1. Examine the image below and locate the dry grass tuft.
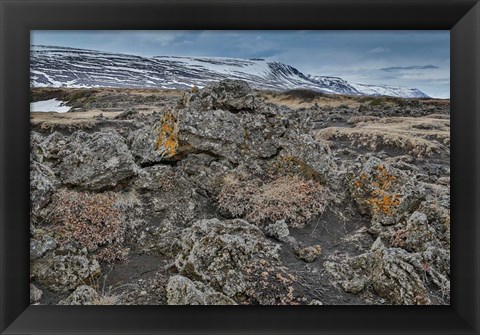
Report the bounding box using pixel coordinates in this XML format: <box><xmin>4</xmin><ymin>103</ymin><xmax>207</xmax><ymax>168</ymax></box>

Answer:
<box><xmin>317</xmin><ymin>115</ymin><xmax>450</xmax><ymax>156</ymax></box>
<box><xmin>218</xmin><ymin>173</ymin><xmax>328</xmax><ymax>228</ymax></box>
<box><xmin>259</xmin><ymin>90</ymin><xmax>360</xmax><ymax>110</ymax></box>
<box><xmin>92</xmin><ymin>294</ymin><xmax>121</xmax><ymax>305</ymax></box>
<box><xmin>37</xmin><ymin>119</ymin><xmax>96</xmax><ymax>132</ymax></box>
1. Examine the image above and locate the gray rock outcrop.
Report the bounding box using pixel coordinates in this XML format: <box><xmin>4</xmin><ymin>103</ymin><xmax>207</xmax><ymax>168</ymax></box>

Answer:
<box><xmin>127</xmin><ymin>80</ymin><xmax>334</xmax><ymax>183</ymax></box>
<box><xmin>166</xmin><ymin>275</ymin><xmax>237</xmax><ymax>305</ymax></box>
<box><xmin>296</xmin><ymin>245</ymin><xmax>322</xmax><ymax>263</ymax></box>
<box><xmin>32</xmin><ymin>131</ymin><xmax>67</xmax><ymax>163</ymax></box>
<box><xmin>58</xmin><ymin>131</ymin><xmax>138</xmax><ymax>190</ymax></box>
<box><xmin>325</xmin><ymin>237</ymin><xmax>449</xmax><ymax>305</ymax></box>
<box><xmin>30</xmin><ymin>161</ymin><xmax>58</xmax><ymax>219</ymax></box>
<box><xmin>30</xmin><ymin>284</ymin><xmax>43</xmax><ymax>303</ymax></box>
<box><xmin>59</xmin><ymin>285</ymin><xmax>99</xmax><ymax>305</ymax></box>
<box><xmin>264</xmin><ymin>220</ymin><xmax>290</xmax><ymax>242</ymax></box>
<box><xmin>173</xmin><ymin>218</ymin><xmax>298</xmax><ymax>304</ymax></box>
<box><xmin>349</xmin><ymin>156</ymin><xmax>425</xmax><ymax>229</ymax></box>
<box><xmin>184</xmin><ymin>80</ymin><xmax>258</xmax><ymax>112</ymax></box>
<box><xmin>175</xmin><ymin>218</ymin><xmax>281</xmax><ymax>298</ymax></box>
<box><xmin>31</xmin><ymin>246</ymin><xmax>101</xmax><ymax>292</ymax></box>
<box><xmin>127</xmin><ymin>123</ymin><xmax>165</xmax><ymax>165</ymax></box>
<box><xmin>30</xmin><ymin>233</ymin><xmax>57</xmax><ymax>260</ymax></box>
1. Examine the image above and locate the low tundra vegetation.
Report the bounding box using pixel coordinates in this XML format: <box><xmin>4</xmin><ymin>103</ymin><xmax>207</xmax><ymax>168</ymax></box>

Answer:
<box><xmin>317</xmin><ymin>115</ymin><xmax>450</xmax><ymax>157</ymax></box>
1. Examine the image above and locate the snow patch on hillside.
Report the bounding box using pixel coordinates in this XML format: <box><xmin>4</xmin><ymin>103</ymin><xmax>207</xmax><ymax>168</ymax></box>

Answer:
<box><xmin>30</xmin><ymin>99</ymin><xmax>70</xmax><ymax>113</ymax></box>
<box><xmin>30</xmin><ymin>45</ymin><xmax>430</xmax><ymax>98</ymax></box>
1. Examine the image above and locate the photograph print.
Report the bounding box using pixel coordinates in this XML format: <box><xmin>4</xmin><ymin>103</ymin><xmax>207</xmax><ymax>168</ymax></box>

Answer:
<box><xmin>29</xmin><ymin>30</ymin><xmax>450</xmax><ymax>305</ymax></box>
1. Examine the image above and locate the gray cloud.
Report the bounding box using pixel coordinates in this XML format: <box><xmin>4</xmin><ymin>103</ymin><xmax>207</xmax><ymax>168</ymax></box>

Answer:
<box><xmin>381</xmin><ymin>65</ymin><xmax>439</xmax><ymax>72</ymax></box>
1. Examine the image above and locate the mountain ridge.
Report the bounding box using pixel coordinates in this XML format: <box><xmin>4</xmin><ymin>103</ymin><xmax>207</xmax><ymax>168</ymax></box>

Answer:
<box><xmin>30</xmin><ymin>45</ymin><xmax>429</xmax><ymax>98</ymax></box>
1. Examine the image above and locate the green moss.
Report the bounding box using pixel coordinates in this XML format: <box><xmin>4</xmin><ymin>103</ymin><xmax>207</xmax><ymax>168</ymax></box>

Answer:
<box><xmin>281</xmin><ymin>89</ymin><xmax>327</xmax><ymax>102</ymax></box>
<box><xmin>30</xmin><ymin>88</ymin><xmax>97</xmax><ymax>106</ymax></box>
<box><xmin>66</xmin><ymin>89</ymin><xmax>96</xmax><ymax>104</ymax></box>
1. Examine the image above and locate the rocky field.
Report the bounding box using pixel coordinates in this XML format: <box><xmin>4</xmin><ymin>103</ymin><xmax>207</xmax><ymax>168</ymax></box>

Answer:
<box><xmin>30</xmin><ymin>80</ymin><xmax>450</xmax><ymax>305</ymax></box>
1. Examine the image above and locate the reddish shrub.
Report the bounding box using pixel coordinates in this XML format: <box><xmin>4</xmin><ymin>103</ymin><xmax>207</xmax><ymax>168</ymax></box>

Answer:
<box><xmin>50</xmin><ymin>189</ymin><xmax>130</xmax><ymax>262</ymax></box>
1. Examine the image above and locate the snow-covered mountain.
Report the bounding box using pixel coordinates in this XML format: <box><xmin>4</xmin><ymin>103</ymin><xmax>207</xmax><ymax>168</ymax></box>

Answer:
<box><xmin>30</xmin><ymin>45</ymin><xmax>429</xmax><ymax>98</ymax></box>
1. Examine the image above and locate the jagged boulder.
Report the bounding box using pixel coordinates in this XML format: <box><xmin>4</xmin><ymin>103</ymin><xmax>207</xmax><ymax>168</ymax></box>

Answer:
<box><xmin>30</xmin><ymin>284</ymin><xmax>43</xmax><ymax>303</ymax></box>
<box><xmin>175</xmin><ymin>218</ymin><xmax>280</xmax><ymax>297</ymax></box>
<box><xmin>383</xmin><ymin>200</ymin><xmax>450</xmax><ymax>262</ymax></box>
<box><xmin>416</xmin><ymin>198</ymin><xmax>450</xmax><ymax>245</ymax></box>
<box><xmin>59</xmin><ymin>285</ymin><xmax>99</xmax><ymax>305</ymax></box>
<box><xmin>30</xmin><ymin>233</ymin><xmax>57</xmax><ymax>260</ymax></box>
<box><xmin>58</xmin><ymin>131</ymin><xmax>138</xmax><ymax>190</ymax></box>
<box><xmin>324</xmin><ymin>238</ymin><xmax>448</xmax><ymax>305</ymax></box>
<box><xmin>132</xmin><ymin>166</ymin><xmax>214</xmax><ymax>257</ymax></box>
<box><xmin>32</xmin><ymin>131</ymin><xmax>67</xmax><ymax>164</ymax></box>
<box><xmin>421</xmin><ymin>245</ymin><xmax>450</xmax><ymax>293</ymax></box>
<box><xmin>235</xmin><ymin>112</ymin><xmax>286</xmax><ymax>159</ymax></box>
<box><xmin>367</xmin><ymin>239</ymin><xmax>431</xmax><ymax>304</ymax></box>
<box><xmin>403</xmin><ymin>211</ymin><xmax>436</xmax><ymax>252</ymax></box>
<box><xmin>178</xmin><ymin>108</ymin><xmax>245</xmax><ymax>162</ymax></box>
<box><xmin>31</xmin><ymin>246</ymin><xmax>101</xmax><ymax>292</ymax></box>
<box><xmin>166</xmin><ymin>275</ymin><xmax>237</xmax><ymax>305</ymax></box>
<box><xmin>30</xmin><ymin>160</ymin><xmax>58</xmax><ymax>219</ymax></box>
<box><xmin>126</xmin><ymin>81</ymin><xmax>333</xmax><ymax>178</ymax></box>
<box><xmin>127</xmin><ymin>123</ymin><xmax>165</xmax><ymax>165</ymax></box>
<box><xmin>295</xmin><ymin>245</ymin><xmax>322</xmax><ymax>263</ymax></box>
<box><xmin>277</xmin><ymin>131</ymin><xmax>334</xmax><ymax>183</ymax></box>
<box><xmin>177</xmin><ymin>81</ymin><xmax>286</xmax><ymax>163</ymax></box>
<box><xmin>178</xmin><ymin>107</ymin><xmax>288</xmax><ymax>163</ymax></box>
<box><xmin>174</xmin><ymin>218</ymin><xmax>297</xmax><ymax>304</ymax></box>
<box><xmin>349</xmin><ymin>156</ymin><xmax>424</xmax><ymax>228</ymax></box>
<box><xmin>185</xmin><ymin>80</ymin><xmax>258</xmax><ymax>112</ymax></box>
<box><xmin>264</xmin><ymin>220</ymin><xmax>290</xmax><ymax>242</ymax></box>
<box><xmin>178</xmin><ymin>153</ymin><xmax>234</xmax><ymax>195</ymax></box>
<box><xmin>386</xmin><ymin>207</ymin><xmax>450</xmax><ymax>287</ymax></box>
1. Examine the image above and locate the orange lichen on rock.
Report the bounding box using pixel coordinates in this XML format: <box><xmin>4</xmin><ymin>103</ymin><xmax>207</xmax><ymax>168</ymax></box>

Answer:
<box><xmin>352</xmin><ymin>164</ymin><xmax>402</xmax><ymax>216</ymax></box>
<box><xmin>367</xmin><ymin>191</ymin><xmax>400</xmax><ymax>215</ymax></box>
<box><xmin>155</xmin><ymin>109</ymin><xmax>179</xmax><ymax>158</ymax></box>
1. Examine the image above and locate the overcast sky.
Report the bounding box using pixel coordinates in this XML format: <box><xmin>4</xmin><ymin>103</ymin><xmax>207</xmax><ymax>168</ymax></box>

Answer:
<box><xmin>31</xmin><ymin>30</ymin><xmax>450</xmax><ymax>98</ymax></box>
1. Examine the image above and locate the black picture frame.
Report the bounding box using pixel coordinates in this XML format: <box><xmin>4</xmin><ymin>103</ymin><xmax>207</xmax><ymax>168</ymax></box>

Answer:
<box><xmin>1</xmin><ymin>0</ymin><xmax>479</xmax><ymax>334</ymax></box>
